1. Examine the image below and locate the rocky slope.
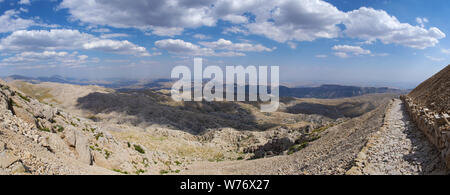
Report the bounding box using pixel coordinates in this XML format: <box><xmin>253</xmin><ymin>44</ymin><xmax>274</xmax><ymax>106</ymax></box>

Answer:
<box><xmin>0</xmin><ymin>79</ymin><xmax>168</xmax><ymax>175</ymax></box>
<box><xmin>1</xmin><ymin>79</ymin><xmax>403</xmax><ymax>175</ymax></box>
<box><xmin>408</xmin><ymin>64</ymin><xmax>449</xmax><ymax>113</ymax></box>
<box><xmin>400</xmin><ymin>64</ymin><xmax>450</xmax><ymax>169</ymax></box>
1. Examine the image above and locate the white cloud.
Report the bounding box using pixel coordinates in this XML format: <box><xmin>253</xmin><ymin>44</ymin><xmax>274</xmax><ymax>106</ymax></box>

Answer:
<box><xmin>78</xmin><ymin>55</ymin><xmax>88</xmax><ymax>61</ymax></box>
<box><xmin>416</xmin><ymin>17</ymin><xmax>428</xmax><ymax>28</ymax></box>
<box><xmin>100</xmin><ymin>33</ymin><xmax>129</xmax><ymax>39</ymax></box>
<box><xmin>155</xmin><ymin>39</ymin><xmax>215</xmax><ymax>56</ymax></box>
<box><xmin>334</xmin><ymin>52</ymin><xmax>349</xmax><ymax>58</ymax></box>
<box><xmin>0</xmin><ymin>51</ymin><xmax>93</xmax><ymax>68</ymax></box>
<box><xmin>59</xmin><ymin>0</ymin><xmax>217</xmax><ymax>34</ymax></box>
<box><xmin>199</xmin><ymin>38</ymin><xmax>275</xmax><ymax>52</ymax></box>
<box><xmin>83</xmin><ymin>39</ymin><xmax>150</xmax><ymax>56</ymax></box>
<box><xmin>245</xmin><ymin>0</ymin><xmax>345</xmax><ymax>43</ymax></box>
<box><xmin>193</xmin><ymin>34</ymin><xmax>211</xmax><ymax>40</ymax></box>
<box><xmin>53</xmin><ymin>0</ymin><xmax>445</xmax><ymax>50</ymax></box>
<box><xmin>223</xmin><ymin>26</ymin><xmax>249</xmax><ymax>35</ymax></box>
<box><xmin>333</xmin><ymin>45</ymin><xmax>370</xmax><ymax>55</ymax></box>
<box><xmin>425</xmin><ymin>55</ymin><xmax>444</xmax><ymax>62</ymax></box>
<box><xmin>287</xmin><ymin>42</ymin><xmax>297</xmax><ymax>49</ymax></box>
<box><xmin>332</xmin><ymin>45</ymin><xmax>371</xmax><ymax>57</ymax></box>
<box><xmin>0</xmin><ymin>10</ymin><xmax>35</xmax><ymax>33</ymax></box>
<box><xmin>147</xmin><ymin>27</ymin><xmax>184</xmax><ymax>37</ymax></box>
<box><xmin>155</xmin><ymin>39</ymin><xmax>245</xmax><ymax>57</ymax></box>
<box><xmin>0</xmin><ymin>29</ymin><xmax>94</xmax><ymax>51</ymax></box>
<box><xmin>2</xmin><ymin>51</ymin><xmax>68</xmax><ymax>63</ymax></box>
<box><xmin>0</xmin><ymin>29</ymin><xmax>151</xmax><ymax>56</ymax></box>
<box><xmin>344</xmin><ymin>7</ymin><xmax>445</xmax><ymax>49</ymax></box>
<box><xmin>91</xmin><ymin>28</ymin><xmax>111</xmax><ymax>33</ymax></box>
<box><xmin>442</xmin><ymin>49</ymin><xmax>450</xmax><ymax>54</ymax></box>
<box><xmin>18</xmin><ymin>0</ymin><xmax>31</xmax><ymax>5</ymax></box>
<box><xmin>222</xmin><ymin>14</ymin><xmax>248</xmax><ymax>24</ymax></box>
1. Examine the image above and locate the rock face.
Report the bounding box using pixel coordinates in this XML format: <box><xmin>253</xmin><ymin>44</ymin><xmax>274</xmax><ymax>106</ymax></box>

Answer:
<box><xmin>75</xmin><ymin>132</ymin><xmax>93</xmax><ymax>165</ymax></box>
<box><xmin>0</xmin><ymin>151</ymin><xmax>19</xmax><ymax>169</ymax></box>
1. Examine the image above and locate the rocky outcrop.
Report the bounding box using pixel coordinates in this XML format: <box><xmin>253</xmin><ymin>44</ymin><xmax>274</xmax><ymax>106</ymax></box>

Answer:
<box><xmin>401</xmin><ymin>96</ymin><xmax>450</xmax><ymax>169</ymax></box>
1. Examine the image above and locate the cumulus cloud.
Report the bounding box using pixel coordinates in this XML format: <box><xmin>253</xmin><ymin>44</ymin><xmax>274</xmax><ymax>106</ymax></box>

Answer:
<box><xmin>332</xmin><ymin>45</ymin><xmax>371</xmax><ymax>58</ymax></box>
<box><xmin>0</xmin><ymin>29</ymin><xmax>151</xmax><ymax>56</ymax></box>
<box><xmin>0</xmin><ymin>10</ymin><xmax>35</xmax><ymax>33</ymax></box>
<box><xmin>246</xmin><ymin>0</ymin><xmax>346</xmax><ymax>43</ymax></box>
<box><xmin>2</xmin><ymin>51</ymin><xmax>68</xmax><ymax>63</ymax></box>
<box><xmin>155</xmin><ymin>39</ymin><xmax>245</xmax><ymax>57</ymax></box>
<box><xmin>343</xmin><ymin>7</ymin><xmax>445</xmax><ymax>49</ymax></box>
<box><xmin>147</xmin><ymin>27</ymin><xmax>184</xmax><ymax>37</ymax></box>
<box><xmin>199</xmin><ymin>38</ymin><xmax>275</xmax><ymax>52</ymax></box>
<box><xmin>54</xmin><ymin>0</ymin><xmax>446</xmax><ymax>50</ymax></box>
<box><xmin>59</xmin><ymin>0</ymin><xmax>217</xmax><ymax>35</ymax></box>
<box><xmin>0</xmin><ymin>51</ymin><xmax>93</xmax><ymax>68</ymax></box>
<box><xmin>83</xmin><ymin>40</ymin><xmax>150</xmax><ymax>56</ymax></box>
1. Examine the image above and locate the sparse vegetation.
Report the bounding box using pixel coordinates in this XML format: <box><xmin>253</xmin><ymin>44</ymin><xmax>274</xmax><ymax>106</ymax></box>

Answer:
<box><xmin>17</xmin><ymin>93</ymin><xmax>30</xmax><ymax>102</ymax></box>
<box><xmin>104</xmin><ymin>149</ymin><xmax>112</xmax><ymax>159</ymax></box>
<box><xmin>113</xmin><ymin>169</ymin><xmax>129</xmax><ymax>174</ymax></box>
<box><xmin>133</xmin><ymin>144</ymin><xmax>145</xmax><ymax>154</ymax></box>
<box><xmin>37</xmin><ymin>126</ymin><xmax>51</xmax><ymax>132</ymax></box>
<box><xmin>54</xmin><ymin>125</ymin><xmax>64</xmax><ymax>132</ymax></box>
<box><xmin>95</xmin><ymin>132</ymin><xmax>104</xmax><ymax>140</ymax></box>
<box><xmin>287</xmin><ymin>142</ymin><xmax>309</xmax><ymax>155</ymax></box>
<box><xmin>135</xmin><ymin>169</ymin><xmax>146</xmax><ymax>175</ymax></box>
<box><xmin>159</xmin><ymin>170</ymin><xmax>169</xmax><ymax>175</ymax></box>
<box><xmin>70</xmin><ymin>121</ymin><xmax>78</xmax><ymax>127</ymax></box>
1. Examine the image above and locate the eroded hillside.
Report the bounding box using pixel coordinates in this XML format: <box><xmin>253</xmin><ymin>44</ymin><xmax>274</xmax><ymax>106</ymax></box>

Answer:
<box><xmin>1</xmin><ymin>79</ymin><xmax>401</xmax><ymax>174</ymax></box>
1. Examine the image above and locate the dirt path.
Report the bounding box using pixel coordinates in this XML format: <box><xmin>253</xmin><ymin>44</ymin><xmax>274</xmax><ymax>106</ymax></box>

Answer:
<box><xmin>351</xmin><ymin>99</ymin><xmax>447</xmax><ymax>175</ymax></box>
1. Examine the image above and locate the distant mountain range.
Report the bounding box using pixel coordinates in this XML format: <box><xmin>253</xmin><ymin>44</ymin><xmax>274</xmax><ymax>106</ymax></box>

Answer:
<box><xmin>279</xmin><ymin>84</ymin><xmax>406</xmax><ymax>99</ymax></box>
<box><xmin>2</xmin><ymin>75</ymin><xmax>140</xmax><ymax>88</ymax></box>
<box><xmin>2</xmin><ymin>75</ymin><xmax>407</xmax><ymax>99</ymax></box>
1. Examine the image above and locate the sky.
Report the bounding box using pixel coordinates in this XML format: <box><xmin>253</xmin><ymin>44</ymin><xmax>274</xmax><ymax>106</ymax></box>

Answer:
<box><xmin>0</xmin><ymin>0</ymin><xmax>449</xmax><ymax>89</ymax></box>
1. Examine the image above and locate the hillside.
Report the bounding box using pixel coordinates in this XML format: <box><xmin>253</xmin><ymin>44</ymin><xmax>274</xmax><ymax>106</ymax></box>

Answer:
<box><xmin>408</xmin><ymin>64</ymin><xmax>450</xmax><ymax>113</ymax></box>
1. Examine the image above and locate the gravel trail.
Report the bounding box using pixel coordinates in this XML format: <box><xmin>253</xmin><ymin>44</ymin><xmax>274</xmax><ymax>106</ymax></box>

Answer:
<box><xmin>358</xmin><ymin>99</ymin><xmax>447</xmax><ymax>175</ymax></box>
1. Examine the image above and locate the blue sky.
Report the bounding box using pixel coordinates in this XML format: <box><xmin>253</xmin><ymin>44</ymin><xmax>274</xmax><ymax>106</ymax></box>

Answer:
<box><xmin>0</xmin><ymin>0</ymin><xmax>449</xmax><ymax>89</ymax></box>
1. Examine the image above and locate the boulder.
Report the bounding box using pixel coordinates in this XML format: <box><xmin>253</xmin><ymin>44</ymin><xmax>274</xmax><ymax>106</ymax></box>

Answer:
<box><xmin>0</xmin><ymin>141</ymin><xmax>5</xmax><ymax>152</ymax></box>
<box><xmin>47</xmin><ymin>134</ymin><xmax>71</xmax><ymax>155</ymax></box>
<box><xmin>93</xmin><ymin>151</ymin><xmax>113</xmax><ymax>170</ymax></box>
<box><xmin>10</xmin><ymin>162</ymin><xmax>27</xmax><ymax>174</ymax></box>
<box><xmin>41</xmin><ymin>105</ymin><xmax>54</xmax><ymax>121</ymax></box>
<box><xmin>75</xmin><ymin>132</ymin><xmax>93</xmax><ymax>165</ymax></box>
<box><xmin>0</xmin><ymin>151</ymin><xmax>19</xmax><ymax>168</ymax></box>
<box><xmin>64</xmin><ymin>127</ymin><xmax>77</xmax><ymax>147</ymax></box>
